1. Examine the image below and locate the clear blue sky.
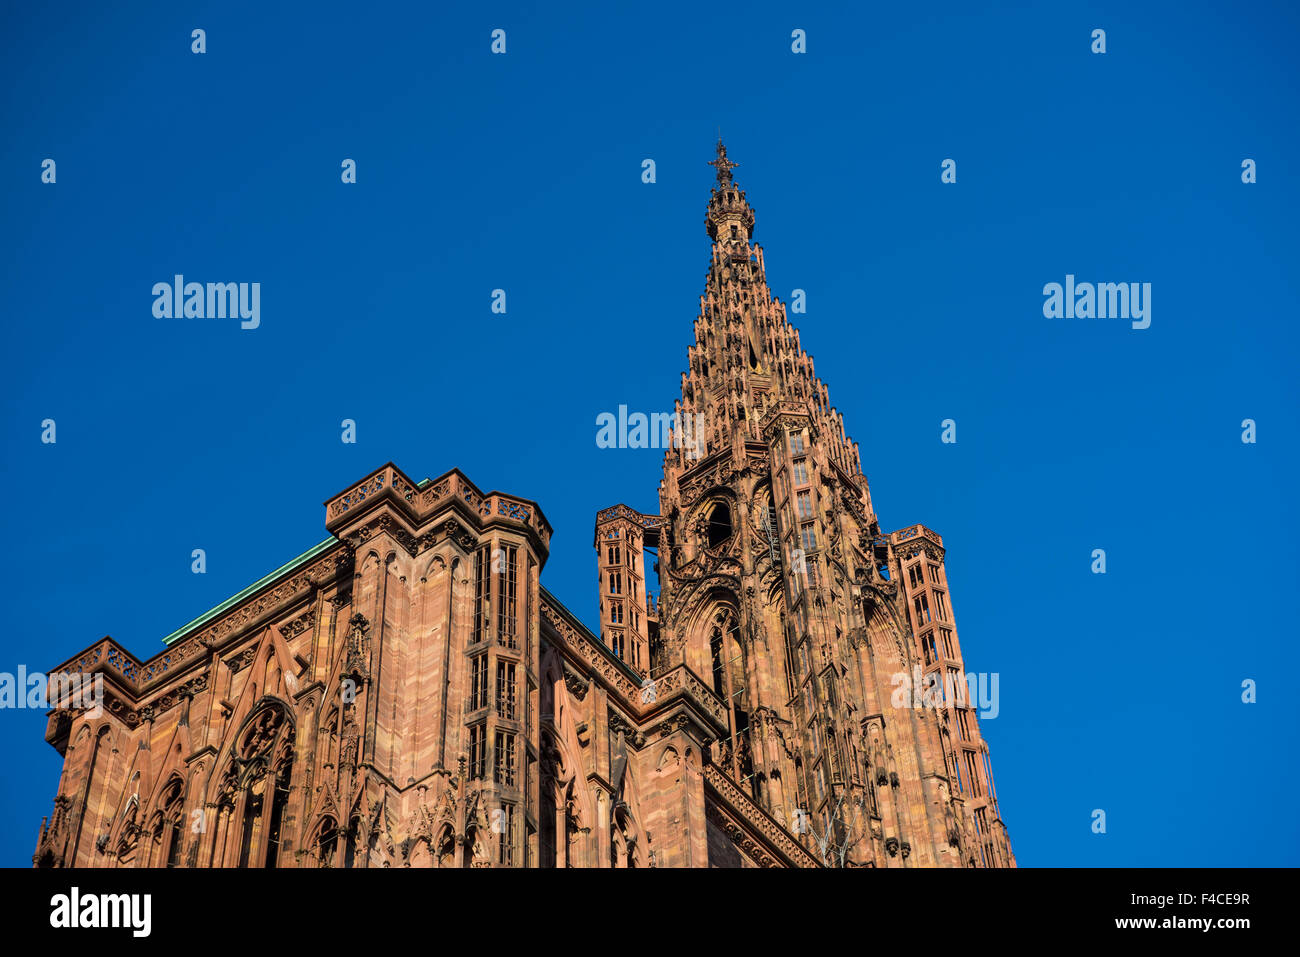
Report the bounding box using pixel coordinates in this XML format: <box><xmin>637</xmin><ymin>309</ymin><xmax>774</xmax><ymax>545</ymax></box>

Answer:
<box><xmin>2</xmin><ymin>1</ymin><xmax>1297</xmax><ymax>867</ymax></box>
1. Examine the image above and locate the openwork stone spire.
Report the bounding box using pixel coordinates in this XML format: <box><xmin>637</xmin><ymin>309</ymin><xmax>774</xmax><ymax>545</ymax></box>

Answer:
<box><xmin>665</xmin><ymin>142</ymin><xmax>864</xmax><ymax>481</ymax></box>
<box><xmin>635</xmin><ymin>146</ymin><xmax>1014</xmax><ymax>869</ymax></box>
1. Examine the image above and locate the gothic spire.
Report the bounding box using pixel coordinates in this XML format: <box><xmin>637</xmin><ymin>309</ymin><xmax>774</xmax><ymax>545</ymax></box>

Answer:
<box><xmin>667</xmin><ymin>144</ymin><xmax>864</xmax><ymax>480</ymax></box>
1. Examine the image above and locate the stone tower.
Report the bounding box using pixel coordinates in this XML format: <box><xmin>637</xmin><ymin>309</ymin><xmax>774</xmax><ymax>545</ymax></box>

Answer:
<box><xmin>596</xmin><ymin>141</ymin><xmax>1014</xmax><ymax>867</ymax></box>
<box><xmin>35</xmin><ymin>144</ymin><xmax>1012</xmax><ymax>869</ymax></box>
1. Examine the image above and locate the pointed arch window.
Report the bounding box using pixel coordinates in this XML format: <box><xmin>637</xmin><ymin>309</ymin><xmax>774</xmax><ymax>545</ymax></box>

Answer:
<box><xmin>315</xmin><ymin>817</ymin><xmax>338</xmax><ymax>867</ymax></box>
<box><xmin>217</xmin><ymin>704</ymin><xmax>295</xmax><ymax>868</ymax></box>
<box><xmin>153</xmin><ymin>777</ymin><xmax>185</xmax><ymax>868</ymax></box>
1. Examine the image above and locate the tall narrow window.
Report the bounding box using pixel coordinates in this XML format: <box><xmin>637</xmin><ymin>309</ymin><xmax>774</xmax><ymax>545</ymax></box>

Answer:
<box><xmin>344</xmin><ymin>816</ymin><xmax>361</xmax><ymax>868</ymax></box>
<box><xmin>473</xmin><ymin>546</ymin><xmax>491</xmax><ymax>644</ymax></box>
<box><xmin>496</xmin><ymin>661</ymin><xmax>517</xmax><ymax>720</ymax></box>
<box><xmin>264</xmin><ymin>761</ymin><xmax>291</xmax><ymax>868</ymax></box>
<box><xmin>237</xmin><ymin>786</ymin><xmax>262</xmax><ymax>868</ymax></box>
<box><xmin>166</xmin><ymin>824</ymin><xmax>183</xmax><ymax>868</ymax></box>
<box><xmin>495</xmin><ymin>731</ymin><xmax>517</xmax><ymax>787</ymax></box>
<box><xmin>789</xmin><ymin>431</ymin><xmax>805</xmax><ymax>455</ymax></box>
<box><xmin>498</xmin><ymin>544</ymin><xmax>518</xmax><ymax>647</ymax></box>
<box><xmin>468</xmin><ymin>653</ymin><xmax>488</xmax><ymax>711</ymax></box>
<box><xmin>914</xmin><ymin>594</ymin><xmax>931</xmax><ymax>625</ymax></box>
<box><xmin>805</xmin><ymin>556</ymin><xmax>819</xmax><ymax>588</ymax></box>
<box><xmin>965</xmin><ymin>751</ymin><xmax>984</xmax><ymax>797</ymax></box>
<box><xmin>316</xmin><ymin>818</ymin><xmax>338</xmax><ymax>867</ymax></box>
<box><xmin>468</xmin><ymin>724</ymin><xmax>487</xmax><ymax>779</ymax></box>
<box><xmin>538</xmin><ymin>777</ymin><xmax>556</xmax><ymax>869</ymax></box>
<box><xmin>525</xmin><ymin>556</ymin><xmax>535</xmax><ymax>652</ymax></box>
<box><xmin>796</xmin><ymin>490</ymin><xmax>813</xmax><ymax>519</ymax></box>
<box><xmin>710</xmin><ymin>629</ymin><xmax>726</xmax><ymax>697</ymax></box>
<box><xmin>160</xmin><ymin>781</ymin><xmax>185</xmax><ymax>868</ymax></box>
<box><xmin>800</xmin><ymin>524</ymin><xmax>817</xmax><ymax>551</ymax></box>
<box><xmin>946</xmin><ymin>668</ymin><xmax>965</xmax><ymax>706</ymax></box>
<box><xmin>497</xmin><ymin>804</ymin><xmax>515</xmax><ymax>865</ymax></box>
<box><xmin>792</xmin><ymin>459</ymin><xmax>809</xmax><ymax>486</ymax></box>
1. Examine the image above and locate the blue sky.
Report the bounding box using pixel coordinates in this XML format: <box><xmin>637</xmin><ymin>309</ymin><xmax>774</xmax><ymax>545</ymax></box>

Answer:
<box><xmin>2</xmin><ymin>0</ymin><xmax>1297</xmax><ymax>867</ymax></box>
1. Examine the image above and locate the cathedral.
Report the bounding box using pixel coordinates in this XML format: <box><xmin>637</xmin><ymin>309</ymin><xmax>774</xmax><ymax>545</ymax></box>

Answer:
<box><xmin>34</xmin><ymin>144</ymin><xmax>1014</xmax><ymax>868</ymax></box>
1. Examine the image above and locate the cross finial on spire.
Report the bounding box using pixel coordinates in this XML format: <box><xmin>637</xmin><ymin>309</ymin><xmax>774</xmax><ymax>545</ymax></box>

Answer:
<box><xmin>708</xmin><ymin>139</ymin><xmax>738</xmax><ymax>187</ymax></box>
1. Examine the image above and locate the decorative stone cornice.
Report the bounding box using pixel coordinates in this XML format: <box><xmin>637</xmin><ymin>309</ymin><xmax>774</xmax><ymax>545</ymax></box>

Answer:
<box><xmin>889</xmin><ymin>523</ymin><xmax>945</xmax><ymax>558</ymax></box>
<box><xmin>280</xmin><ymin>609</ymin><xmax>316</xmax><ymax>641</ymax></box>
<box><xmin>594</xmin><ymin>504</ymin><xmax>664</xmax><ymax>531</ymax></box>
<box><xmin>325</xmin><ymin>464</ymin><xmax>552</xmax><ymax>554</ymax></box>
<box><xmin>643</xmin><ymin>663</ymin><xmax>729</xmax><ymax>736</ymax></box>
<box><xmin>562</xmin><ymin>669</ymin><xmax>590</xmax><ymax>701</ymax></box>
<box><xmin>540</xmin><ymin>595</ymin><xmax>641</xmax><ymax>704</ymax></box>
<box><xmin>225</xmin><ymin>647</ymin><xmax>257</xmax><ymax>674</ymax></box>
<box><xmin>759</xmin><ymin>405</ymin><xmax>812</xmax><ymax>443</ymax></box>
<box><xmin>702</xmin><ymin>761</ymin><xmax>821</xmax><ymax>869</ymax></box>
<box><xmin>539</xmin><ymin>592</ymin><xmax>729</xmax><ymax>740</ymax></box>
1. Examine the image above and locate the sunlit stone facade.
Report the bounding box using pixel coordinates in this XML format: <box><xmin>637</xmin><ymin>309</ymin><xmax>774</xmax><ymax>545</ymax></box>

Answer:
<box><xmin>35</xmin><ymin>146</ymin><xmax>1012</xmax><ymax>868</ymax></box>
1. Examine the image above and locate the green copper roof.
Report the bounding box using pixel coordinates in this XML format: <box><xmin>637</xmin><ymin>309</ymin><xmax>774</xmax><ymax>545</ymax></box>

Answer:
<box><xmin>161</xmin><ymin>476</ymin><xmax>440</xmax><ymax>647</ymax></box>
<box><xmin>157</xmin><ymin>480</ymin><xmax>626</xmax><ymax>689</ymax></box>
<box><xmin>161</xmin><ymin>537</ymin><xmax>339</xmax><ymax>646</ymax></box>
